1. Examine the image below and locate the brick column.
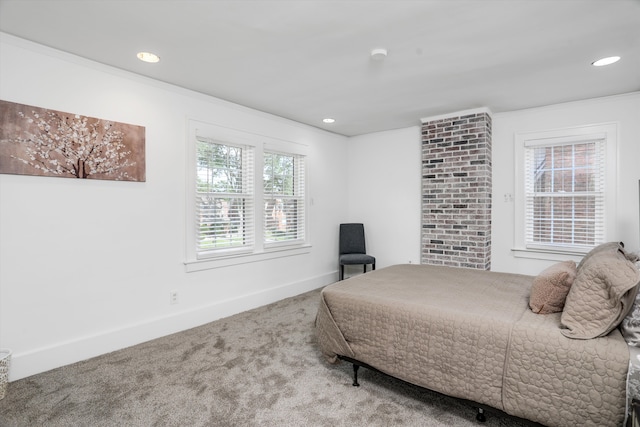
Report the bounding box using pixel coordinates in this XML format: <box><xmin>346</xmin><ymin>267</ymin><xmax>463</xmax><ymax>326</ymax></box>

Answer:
<box><xmin>421</xmin><ymin>108</ymin><xmax>492</xmax><ymax>270</ymax></box>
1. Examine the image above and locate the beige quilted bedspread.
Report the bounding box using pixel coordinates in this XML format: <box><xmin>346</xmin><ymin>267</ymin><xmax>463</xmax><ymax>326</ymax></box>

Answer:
<box><xmin>316</xmin><ymin>264</ymin><xmax>628</xmax><ymax>427</ymax></box>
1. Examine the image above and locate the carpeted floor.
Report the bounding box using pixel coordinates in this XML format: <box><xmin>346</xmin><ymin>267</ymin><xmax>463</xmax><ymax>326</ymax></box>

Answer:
<box><xmin>0</xmin><ymin>288</ymin><xmax>541</xmax><ymax>426</ymax></box>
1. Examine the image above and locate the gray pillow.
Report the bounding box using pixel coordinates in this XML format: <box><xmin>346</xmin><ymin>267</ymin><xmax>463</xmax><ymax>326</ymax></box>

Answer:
<box><xmin>621</xmin><ymin>291</ymin><xmax>640</xmax><ymax>346</ymax></box>
<box><xmin>576</xmin><ymin>241</ymin><xmax>623</xmax><ymax>271</ymax></box>
<box><xmin>561</xmin><ymin>247</ymin><xmax>640</xmax><ymax>339</ymax></box>
<box><xmin>620</xmin><ymin>257</ymin><xmax>640</xmax><ymax>345</ymax></box>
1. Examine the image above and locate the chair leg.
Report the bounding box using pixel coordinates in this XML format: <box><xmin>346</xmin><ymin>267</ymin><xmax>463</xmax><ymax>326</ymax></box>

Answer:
<box><xmin>340</xmin><ymin>265</ymin><xmax>344</xmax><ymax>281</ymax></box>
<box><xmin>363</xmin><ymin>264</ymin><xmax>366</xmax><ymax>273</ymax></box>
<box><xmin>372</xmin><ymin>263</ymin><xmax>375</xmax><ymax>271</ymax></box>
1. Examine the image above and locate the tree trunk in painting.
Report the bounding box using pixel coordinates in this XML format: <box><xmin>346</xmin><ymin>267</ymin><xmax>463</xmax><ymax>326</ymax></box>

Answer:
<box><xmin>74</xmin><ymin>159</ymin><xmax>87</xmax><ymax>178</ymax></box>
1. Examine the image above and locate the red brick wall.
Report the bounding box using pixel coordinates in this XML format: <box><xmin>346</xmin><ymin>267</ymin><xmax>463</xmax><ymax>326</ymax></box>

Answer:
<box><xmin>421</xmin><ymin>111</ymin><xmax>492</xmax><ymax>270</ymax></box>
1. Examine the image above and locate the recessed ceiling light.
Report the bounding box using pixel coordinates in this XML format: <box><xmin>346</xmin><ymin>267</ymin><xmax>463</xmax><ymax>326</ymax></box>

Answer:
<box><xmin>323</xmin><ymin>118</ymin><xmax>335</xmax><ymax>124</ymax></box>
<box><xmin>591</xmin><ymin>56</ymin><xmax>620</xmax><ymax>67</ymax></box>
<box><xmin>370</xmin><ymin>48</ymin><xmax>388</xmax><ymax>61</ymax></box>
<box><xmin>137</xmin><ymin>52</ymin><xmax>160</xmax><ymax>63</ymax></box>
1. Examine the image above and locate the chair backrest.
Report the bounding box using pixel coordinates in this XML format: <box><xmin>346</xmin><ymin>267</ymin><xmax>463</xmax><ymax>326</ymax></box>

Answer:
<box><xmin>339</xmin><ymin>223</ymin><xmax>366</xmax><ymax>255</ymax></box>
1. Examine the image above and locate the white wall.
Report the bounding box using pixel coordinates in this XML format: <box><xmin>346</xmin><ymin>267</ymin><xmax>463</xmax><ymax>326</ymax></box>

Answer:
<box><xmin>491</xmin><ymin>93</ymin><xmax>640</xmax><ymax>275</ymax></box>
<box><xmin>0</xmin><ymin>34</ymin><xmax>349</xmax><ymax>380</ymax></box>
<box><xmin>346</xmin><ymin>126</ymin><xmax>423</xmax><ymax>270</ymax></box>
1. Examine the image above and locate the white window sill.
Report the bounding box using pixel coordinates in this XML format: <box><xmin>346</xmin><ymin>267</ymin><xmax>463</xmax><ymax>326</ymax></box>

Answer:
<box><xmin>184</xmin><ymin>244</ymin><xmax>312</xmax><ymax>272</ymax></box>
<box><xmin>511</xmin><ymin>247</ymin><xmax>586</xmax><ymax>262</ymax></box>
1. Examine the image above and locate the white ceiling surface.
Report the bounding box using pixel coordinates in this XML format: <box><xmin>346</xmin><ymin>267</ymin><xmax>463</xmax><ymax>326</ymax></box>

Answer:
<box><xmin>0</xmin><ymin>1</ymin><xmax>639</xmax><ymax>137</ymax></box>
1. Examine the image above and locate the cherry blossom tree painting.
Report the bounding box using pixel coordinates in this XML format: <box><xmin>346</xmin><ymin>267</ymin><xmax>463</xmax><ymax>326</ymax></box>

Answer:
<box><xmin>0</xmin><ymin>100</ymin><xmax>145</xmax><ymax>181</ymax></box>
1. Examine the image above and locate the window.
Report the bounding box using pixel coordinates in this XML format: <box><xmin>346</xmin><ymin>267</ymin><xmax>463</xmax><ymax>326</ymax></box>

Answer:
<box><xmin>196</xmin><ymin>138</ymin><xmax>254</xmax><ymax>255</ymax></box>
<box><xmin>263</xmin><ymin>152</ymin><xmax>305</xmax><ymax>245</ymax></box>
<box><xmin>186</xmin><ymin>120</ymin><xmax>309</xmax><ymax>271</ymax></box>
<box><xmin>525</xmin><ymin>140</ymin><xmax>604</xmax><ymax>250</ymax></box>
<box><xmin>514</xmin><ymin>123</ymin><xmax>617</xmax><ymax>258</ymax></box>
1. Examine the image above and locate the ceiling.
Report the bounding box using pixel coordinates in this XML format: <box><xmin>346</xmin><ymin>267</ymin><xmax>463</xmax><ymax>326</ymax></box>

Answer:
<box><xmin>1</xmin><ymin>0</ymin><xmax>639</xmax><ymax>137</ymax></box>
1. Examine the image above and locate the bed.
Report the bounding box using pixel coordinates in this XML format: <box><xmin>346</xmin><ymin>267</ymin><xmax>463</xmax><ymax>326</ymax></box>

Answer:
<box><xmin>316</xmin><ymin>242</ymin><xmax>640</xmax><ymax>427</ymax></box>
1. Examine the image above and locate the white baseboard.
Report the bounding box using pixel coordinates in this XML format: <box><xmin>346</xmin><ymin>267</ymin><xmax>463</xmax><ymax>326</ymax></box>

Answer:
<box><xmin>9</xmin><ymin>271</ymin><xmax>337</xmax><ymax>381</ymax></box>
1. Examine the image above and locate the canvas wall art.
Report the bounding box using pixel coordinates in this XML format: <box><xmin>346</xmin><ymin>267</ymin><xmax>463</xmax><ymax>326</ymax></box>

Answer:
<box><xmin>0</xmin><ymin>100</ymin><xmax>145</xmax><ymax>182</ymax></box>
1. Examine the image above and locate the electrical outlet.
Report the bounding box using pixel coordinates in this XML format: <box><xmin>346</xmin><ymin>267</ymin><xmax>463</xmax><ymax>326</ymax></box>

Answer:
<box><xmin>170</xmin><ymin>290</ymin><xmax>178</xmax><ymax>305</ymax></box>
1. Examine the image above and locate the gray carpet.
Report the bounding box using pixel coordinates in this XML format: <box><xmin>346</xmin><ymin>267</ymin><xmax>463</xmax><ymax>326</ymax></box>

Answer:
<box><xmin>0</xmin><ymin>288</ymin><xmax>541</xmax><ymax>426</ymax></box>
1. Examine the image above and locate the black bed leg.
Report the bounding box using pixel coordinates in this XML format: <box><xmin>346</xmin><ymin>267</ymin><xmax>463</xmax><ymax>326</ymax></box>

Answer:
<box><xmin>476</xmin><ymin>407</ymin><xmax>486</xmax><ymax>422</ymax></box>
<box><xmin>352</xmin><ymin>363</ymin><xmax>360</xmax><ymax>387</ymax></box>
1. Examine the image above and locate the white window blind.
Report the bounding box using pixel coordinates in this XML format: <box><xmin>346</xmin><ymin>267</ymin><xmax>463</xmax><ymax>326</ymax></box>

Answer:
<box><xmin>263</xmin><ymin>151</ymin><xmax>305</xmax><ymax>245</ymax></box>
<box><xmin>195</xmin><ymin>137</ymin><xmax>254</xmax><ymax>257</ymax></box>
<box><xmin>524</xmin><ymin>138</ymin><xmax>605</xmax><ymax>251</ymax></box>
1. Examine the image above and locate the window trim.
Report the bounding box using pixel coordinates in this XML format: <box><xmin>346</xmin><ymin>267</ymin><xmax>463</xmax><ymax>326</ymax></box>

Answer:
<box><xmin>513</xmin><ymin>122</ymin><xmax>618</xmax><ymax>260</ymax></box>
<box><xmin>185</xmin><ymin>119</ymin><xmax>310</xmax><ymax>271</ymax></box>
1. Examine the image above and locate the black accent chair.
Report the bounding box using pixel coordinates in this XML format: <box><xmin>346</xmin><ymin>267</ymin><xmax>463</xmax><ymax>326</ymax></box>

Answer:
<box><xmin>339</xmin><ymin>223</ymin><xmax>376</xmax><ymax>280</ymax></box>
